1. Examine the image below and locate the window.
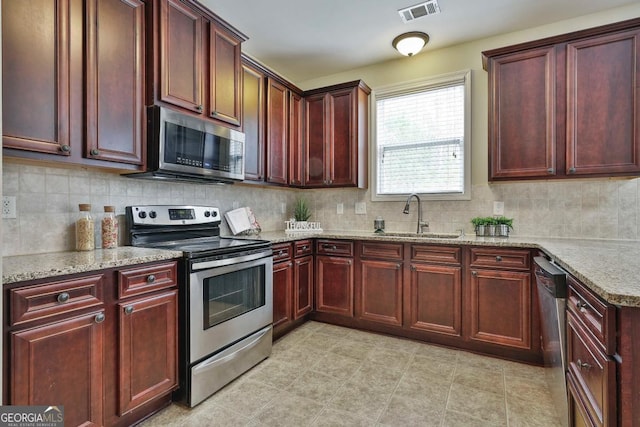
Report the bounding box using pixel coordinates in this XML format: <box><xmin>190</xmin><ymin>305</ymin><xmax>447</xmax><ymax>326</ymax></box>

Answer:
<box><xmin>372</xmin><ymin>70</ymin><xmax>471</xmax><ymax>201</ymax></box>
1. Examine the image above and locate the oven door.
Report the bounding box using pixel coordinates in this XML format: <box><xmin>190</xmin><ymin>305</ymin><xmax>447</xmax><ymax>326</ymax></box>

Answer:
<box><xmin>188</xmin><ymin>252</ymin><xmax>273</xmax><ymax>363</ymax></box>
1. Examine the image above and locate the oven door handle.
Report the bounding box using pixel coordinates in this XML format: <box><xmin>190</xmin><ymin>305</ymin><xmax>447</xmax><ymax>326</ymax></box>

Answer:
<box><xmin>192</xmin><ymin>326</ymin><xmax>271</xmax><ymax>374</ymax></box>
<box><xmin>191</xmin><ymin>250</ymin><xmax>272</xmax><ymax>271</ymax></box>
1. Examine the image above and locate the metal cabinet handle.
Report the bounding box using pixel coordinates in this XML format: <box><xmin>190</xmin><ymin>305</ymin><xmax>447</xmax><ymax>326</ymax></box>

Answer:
<box><xmin>323</xmin><ymin>244</ymin><xmax>337</xmax><ymax>250</ymax></box>
<box><xmin>471</xmin><ymin>271</ymin><xmax>478</xmax><ymax>276</ymax></box>
<box><xmin>95</xmin><ymin>313</ymin><xmax>105</xmax><ymax>323</ymax></box>
<box><xmin>576</xmin><ymin>359</ymin><xmax>591</xmax><ymax>370</ymax></box>
<box><xmin>146</xmin><ymin>274</ymin><xmax>156</xmax><ymax>283</ymax></box>
<box><xmin>57</xmin><ymin>292</ymin><xmax>70</xmax><ymax>303</ymax></box>
<box><xmin>410</xmin><ymin>265</ymin><xmax>416</xmax><ymax>271</ymax></box>
<box><xmin>90</xmin><ymin>148</ymin><xmax>100</xmax><ymax>156</ymax></box>
<box><xmin>302</xmin><ymin>245</ymin><xmax>308</xmax><ymax>250</ymax></box>
<box><xmin>124</xmin><ymin>306</ymin><xmax>134</xmax><ymax>315</ymax></box>
<box><xmin>60</xmin><ymin>144</ymin><xmax>71</xmax><ymax>153</ymax></box>
<box><xmin>569</xmin><ymin>167</ymin><xmax>576</xmax><ymax>174</ymax></box>
<box><xmin>547</xmin><ymin>168</ymin><xmax>555</xmax><ymax>174</ymax></box>
<box><xmin>495</xmin><ymin>256</ymin><xmax>502</xmax><ymax>262</ymax></box>
<box><xmin>196</xmin><ymin>105</ymin><xmax>203</xmax><ymax>111</ymax></box>
<box><xmin>576</xmin><ymin>301</ymin><xmax>588</xmax><ymax>313</ymax></box>
<box><xmin>396</xmin><ymin>263</ymin><xmax>402</xmax><ymax>269</ymax></box>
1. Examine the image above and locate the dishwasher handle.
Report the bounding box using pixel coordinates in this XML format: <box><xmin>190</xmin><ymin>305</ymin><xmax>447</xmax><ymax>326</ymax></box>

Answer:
<box><xmin>534</xmin><ymin>256</ymin><xmax>567</xmax><ymax>298</ymax></box>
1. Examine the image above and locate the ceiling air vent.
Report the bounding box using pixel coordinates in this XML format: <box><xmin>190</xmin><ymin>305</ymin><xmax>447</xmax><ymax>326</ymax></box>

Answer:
<box><xmin>398</xmin><ymin>0</ymin><xmax>441</xmax><ymax>23</ymax></box>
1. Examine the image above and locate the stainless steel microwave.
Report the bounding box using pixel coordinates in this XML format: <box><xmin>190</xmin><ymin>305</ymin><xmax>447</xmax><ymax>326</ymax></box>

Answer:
<box><xmin>128</xmin><ymin>106</ymin><xmax>245</xmax><ymax>183</ymax></box>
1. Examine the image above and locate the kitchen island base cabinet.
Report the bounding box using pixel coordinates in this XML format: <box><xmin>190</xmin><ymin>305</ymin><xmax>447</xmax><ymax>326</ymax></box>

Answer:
<box><xmin>11</xmin><ymin>312</ymin><xmax>104</xmax><ymax>427</ymax></box>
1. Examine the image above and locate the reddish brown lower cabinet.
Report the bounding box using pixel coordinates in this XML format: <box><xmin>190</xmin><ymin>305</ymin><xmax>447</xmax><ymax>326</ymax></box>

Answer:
<box><xmin>407</xmin><ymin>263</ymin><xmax>462</xmax><ymax>336</ymax></box>
<box><xmin>294</xmin><ymin>255</ymin><xmax>314</xmax><ymax>318</ymax></box>
<box><xmin>357</xmin><ymin>259</ymin><xmax>403</xmax><ymax>326</ymax></box>
<box><xmin>273</xmin><ymin>258</ymin><xmax>293</xmax><ymax>330</ymax></box>
<box><xmin>117</xmin><ymin>290</ymin><xmax>178</xmax><ymax>415</ymax></box>
<box><xmin>315</xmin><ymin>255</ymin><xmax>354</xmax><ymax>317</ymax></box>
<box><xmin>11</xmin><ymin>311</ymin><xmax>105</xmax><ymax>426</ymax></box>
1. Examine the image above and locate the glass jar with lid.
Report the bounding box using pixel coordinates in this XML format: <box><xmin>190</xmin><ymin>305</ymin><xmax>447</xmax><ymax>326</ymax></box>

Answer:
<box><xmin>101</xmin><ymin>206</ymin><xmax>118</xmax><ymax>249</ymax></box>
<box><xmin>76</xmin><ymin>204</ymin><xmax>95</xmax><ymax>251</ymax></box>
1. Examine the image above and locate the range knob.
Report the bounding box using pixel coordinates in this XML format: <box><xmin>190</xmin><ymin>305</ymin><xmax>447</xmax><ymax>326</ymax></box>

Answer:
<box><xmin>204</xmin><ymin>211</ymin><xmax>211</xmax><ymax>218</ymax></box>
<box><xmin>138</xmin><ymin>211</ymin><xmax>147</xmax><ymax>219</ymax></box>
<box><xmin>149</xmin><ymin>211</ymin><xmax>157</xmax><ymax>219</ymax></box>
<box><xmin>211</xmin><ymin>210</ymin><xmax>218</xmax><ymax>217</ymax></box>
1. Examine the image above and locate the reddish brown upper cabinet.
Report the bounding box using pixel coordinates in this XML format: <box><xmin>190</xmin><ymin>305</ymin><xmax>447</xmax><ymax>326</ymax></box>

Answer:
<box><xmin>266</xmin><ymin>78</ymin><xmax>289</xmax><ymax>185</ymax></box>
<box><xmin>154</xmin><ymin>0</ymin><xmax>245</xmax><ymax>127</ymax></box>
<box><xmin>484</xmin><ymin>18</ymin><xmax>640</xmax><ymax>180</ymax></box>
<box><xmin>242</xmin><ymin>60</ymin><xmax>266</xmax><ymax>181</ymax></box>
<box><xmin>2</xmin><ymin>0</ymin><xmax>146</xmax><ymax>170</ymax></box>
<box><xmin>289</xmin><ymin>91</ymin><xmax>305</xmax><ymax>186</ymax></box>
<box><xmin>304</xmin><ymin>80</ymin><xmax>370</xmax><ymax>188</ymax></box>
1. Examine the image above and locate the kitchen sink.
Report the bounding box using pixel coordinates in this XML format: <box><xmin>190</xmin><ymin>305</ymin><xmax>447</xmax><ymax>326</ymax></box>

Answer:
<box><xmin>376</xmin><ymin>232</ymin><xmax>461</xmax><ymax>239</ymax></box>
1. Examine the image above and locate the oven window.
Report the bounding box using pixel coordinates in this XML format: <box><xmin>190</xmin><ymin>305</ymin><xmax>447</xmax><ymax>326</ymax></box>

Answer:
<box><xmin>202</xmin><ymin>264</ymin><xmax>265</xmax><ymax>329</ymax></box>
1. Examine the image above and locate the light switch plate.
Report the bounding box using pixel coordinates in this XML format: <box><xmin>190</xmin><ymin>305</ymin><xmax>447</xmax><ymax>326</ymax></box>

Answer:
<box><xmin>493</xmin><ymin>201</ymin><xmax>504</xmax><ymax>216</ymax></box>
<box><xmin>355</xmin><ymin>202</ymin><xmax>366</xmax><ymax>215</ymax></box>
<box><xmin>337</xmin><ymin>203</ymin><xmax>344</xmax><ymax>214</ymax></box>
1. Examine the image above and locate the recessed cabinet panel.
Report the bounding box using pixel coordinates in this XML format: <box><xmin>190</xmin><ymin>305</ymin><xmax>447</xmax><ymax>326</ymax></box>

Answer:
<box><xmin>316</xmin><ymin>255</ymin><xmax>354</xmax><ymax>317</ymax></box>
<box><xmin>210</xmin><ymin>24</ymin><xmax>242</xmax><ymax>125</ymax></box>
<box><xmin>273</xmin><ymin>260</ymin><xmax>293</xmax><ymax>328</ymax></box>
<box><xmin>242</xmin><ymin>63</ymin><xmax>265</xmax><ymax>181</ymax></box>
<box><xmin>266</xmin><ymin>78</ymin><xmax>289</xmax><ymax>185</ymax></box>
<box><xmin>357</xmin><ymin>259</ymin><xmax>403</xmax><ymax>326</ymax></box>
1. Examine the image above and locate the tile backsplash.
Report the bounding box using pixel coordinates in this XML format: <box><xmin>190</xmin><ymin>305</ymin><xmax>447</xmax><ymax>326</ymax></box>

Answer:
<box><xmin>3</xmin><ymin>161</ymin><xmax>639</xmax><ymax>256</ymax></box>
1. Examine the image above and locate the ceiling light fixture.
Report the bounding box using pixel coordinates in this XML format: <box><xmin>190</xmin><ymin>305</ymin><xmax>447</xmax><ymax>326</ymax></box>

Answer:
<box><xmin>392</xmin><ymin>31</ymin><xmax>430</xmax><ymax>56</ymax></box>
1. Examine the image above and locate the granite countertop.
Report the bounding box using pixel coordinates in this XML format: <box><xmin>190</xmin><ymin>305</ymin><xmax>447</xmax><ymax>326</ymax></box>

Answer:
<box><xmin>2</xmin><ymin>247</ymin><xmax>183</xmax><ymax>285</ymax></box>
<box><xmin>252</xmin><ymin>230</ymin><xmax>640</xmax><ymax>308</ymax></box>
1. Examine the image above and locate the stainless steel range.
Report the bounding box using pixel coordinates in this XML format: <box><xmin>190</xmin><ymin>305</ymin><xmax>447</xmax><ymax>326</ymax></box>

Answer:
<box><xmin>126</xmin><ymin>205</ymin><xmax>273</xmax><ymax>407</ymax></box>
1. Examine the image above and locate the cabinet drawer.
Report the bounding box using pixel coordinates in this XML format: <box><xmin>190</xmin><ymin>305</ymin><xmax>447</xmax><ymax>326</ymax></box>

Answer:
<box><xmin>567</xmin><ymin>275</ymin><xmax>616</xmax><ymax>355</ymax></box>
<box><xmin>567</xmin><ymin>313</ymin><xmax>616</xmax><ymax>427</ymax></box>
<box><xmin>10</xmin><ymin>275</ymin><xmax>105</xmax><ymax>326</ymax></box>
<box><xmin>118</xmin><ymin>261</ymin><xmax>178</xmax><ymax>299</ymax></box>
<box><xmin>316</xmin><ymin>240</ymin><xmax>354</xmax><ymax>257</ymax></box>
<box><xmin>294</xmin><ymin>240</ymin><xmax>313</xmax><ymax>257</ymax></box>
<box><xmin>360</xmin><ymin>242</ymin><xmax>403</xmax><ymax>261</ymax></box>
<box><xmin>273</xmin><ymin>243</ymin><xmax>293</xmax><ymax>262</ymax></box>
<box><xmin>469</xmin><ymin>248</ymin><xmax>530</xmax><ymax>270</ymax></box>
<box><xmin>410</xmin><ymin>245</ymin><xmax>460</xmax><ymax>265</ymax></box>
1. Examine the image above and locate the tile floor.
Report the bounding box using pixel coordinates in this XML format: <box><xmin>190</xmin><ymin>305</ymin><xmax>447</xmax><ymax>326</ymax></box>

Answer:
<box><xmin>141</xmin><ymin>321</ymin><xmax>562</xmax><ymax>426</ymax></box>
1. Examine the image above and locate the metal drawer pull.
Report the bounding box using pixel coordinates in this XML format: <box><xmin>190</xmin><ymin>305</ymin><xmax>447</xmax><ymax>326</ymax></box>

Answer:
<box><xmin>323</xmin><ymin>244</ymin><xmax>337</xmax><ymax>250</ymax></box>
<box><xmin>410</xmin><ymin>265</ymin><xmax>416</xmax><ymax>271</ymax></box>
<box><xmin>576</xmin><ymin>359</ymin><xmax>591</xmax><ymax>370</ymax></box>
<box><xmin>495</xmin><ymin>256</ymin><xmax>502</xmax><ymax>262</ymax></box>
<box><xmin>57</xmin><ymin>292</ymin><xmax>70</xmax><ymax>303</ymax></box>
<box><xmin>302</xmin><ymin>245</ymin><xmax>308</xmax><ymax>250</ymax></box>
<box><xmin>124</xmin><ymin>306</ymin><xmax>134</xmax><ymax>315</ymax></box>
<box><xmin>146</xmin><ymin>274</ymin><xmax>156</xmax><ymax>283</ymax></box>
<box><xmin>95</xmin><ymin>313</ymin><xmax>105</xmax><ymax>323</ymax></box>
<box><xmin>471</xmin><ymin>271</ymin><xmax>478</xmax><ymax>276</ymax></box>
<box><xmin>576</xmin><ymin>301</ymin><xmax>588</xmax><ymax>313</ymax></box>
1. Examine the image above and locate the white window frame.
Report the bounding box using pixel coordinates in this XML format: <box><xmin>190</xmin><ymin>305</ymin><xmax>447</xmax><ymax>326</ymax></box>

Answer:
<box><xmin>371</xmin><ymin>69</ymin><xmax>472</xmax><ymax>202</ymax></box>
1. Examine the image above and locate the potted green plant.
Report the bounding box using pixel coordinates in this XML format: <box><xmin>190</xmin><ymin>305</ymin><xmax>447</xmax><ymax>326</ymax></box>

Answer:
<box><xmin>494</xmin><ymin>216</ymin><xmax>514</xmax><ymax>237</ymax></box>
<box><xmin>293</xmin><ymin>198</ymin><xmax>311</xmax><ymax>222</ymax></box>
<box><xmin>471</xmin><ymin>216</ymin><xmax>491</xmax><ymax>236</ymax></box>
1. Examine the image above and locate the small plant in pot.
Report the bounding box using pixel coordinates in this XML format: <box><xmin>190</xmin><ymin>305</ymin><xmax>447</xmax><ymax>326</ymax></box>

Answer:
<box><xmin>471</xmin><ymin>217</ymin><xmax>491</xmax><ymax>236</ymax></box>
<box><xmin>293</xmin><ymin>198</ymin><xmax>311</xmax><ymax>222</ymax></box>
<box><xmin>494</xmin><ymin>216</ymin><xmax>514</xmax><ymax>237</ymax></box>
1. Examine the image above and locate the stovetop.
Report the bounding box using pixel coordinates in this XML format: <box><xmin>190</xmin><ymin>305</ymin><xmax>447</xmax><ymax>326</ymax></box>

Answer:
<box><xmin>144</xmin><ymin>236</ymin><xmax>271</xmax><ymax>258</ymax></box>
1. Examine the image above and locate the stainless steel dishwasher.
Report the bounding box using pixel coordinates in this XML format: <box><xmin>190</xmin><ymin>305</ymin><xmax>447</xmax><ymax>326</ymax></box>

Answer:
<box><xmin>534</xmin><ymin>256</ymin><xmax>568</xmax><ymax>427</ymax></box>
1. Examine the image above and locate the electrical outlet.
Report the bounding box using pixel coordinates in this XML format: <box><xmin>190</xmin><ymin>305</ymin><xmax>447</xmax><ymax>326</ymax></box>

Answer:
<box><xmin>2</xmin><ymin>196</ymin><xmax>17</xmax><ymax>219</ymax></box>
<box><xmin>493</xmin><ymin>201</ymin><xmax>504</xmax><ymax>216</ymax></box>
<box><xmin>355</xmin><ymin>202</ymin><xmax>367</xmax><ymax>215</ymax></box>
<box><xmin>337</xmin><ymin>203</ymin><xmax>344</xmax><ymax>215</ymax></box>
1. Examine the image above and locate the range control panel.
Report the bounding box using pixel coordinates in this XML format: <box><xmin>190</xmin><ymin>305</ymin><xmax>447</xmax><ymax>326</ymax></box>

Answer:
<box><xmin>126</xmin><ymin>205</ymin><xmax>221</xmax><ymax>226</ymax></box>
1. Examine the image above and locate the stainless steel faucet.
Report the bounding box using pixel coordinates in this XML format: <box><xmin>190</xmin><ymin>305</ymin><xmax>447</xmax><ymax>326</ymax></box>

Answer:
<box><xmin>403</xmin><ymin>193</ymin><xmax>429</xmax><ymax>234</ymax></box>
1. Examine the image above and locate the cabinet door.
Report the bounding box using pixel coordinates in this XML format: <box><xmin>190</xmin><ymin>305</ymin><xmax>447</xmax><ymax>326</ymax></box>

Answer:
<box><xmin>315</xmin><ymin>255</ymin><xmax>354</xmax><ymax>317</ymax></box>
<box><xmin>289</xmin><ymin>91</ymin><xmax>305</xmax><ymax>186</ymax></box>
<box><xmin>467</xmin><ymin>269</ymin><xmax>532</xmax><ymax>349</ymax></box>
<box><xmin>2</xmin><ymin>0</ymin><xmax>71</xmax><ymax>155</ymax></box>
<box><xmin>266</xmin><ymin>78</ymin><xmax>289</xmax><ymax>185</ymax></box>
<box><xmin>273</xmin><ymin>260</ymin><xmax>293</xmax><ymax>329</ymax></box>
<box><xmin>294</xmin><ymin>255</ymin><xmax>314</xmax><ymax>318</ymax></box>
<box><xmin>566</xmin><ymin>29</ymin><xmax>640</xmax><ymax>176</ymax></box>
<box><xmin>86</xmin><ymin>0</ymin><xmax>145</xmax><ymax>165</ymax></box>
<box><xmin>488</xmin><ymin>47</ymin><xmax>557</xmax><ymax>179</ymax></box>
<box><xmin>159</xmin><ymin>0</ymin><xmax>203</xmax><ymax>112</ymax></box>
<box><xmin>209</xmin><ymin>23</ymin><xmax>242</xmax><ymax>126</ymax></box>
<box><xmin>242</xmin><ymin>63</ymin><xmax>265</xmax><ymax>181</ymax></box>
<box><xmin>305</xmin><ymin>93</ymin><xmax>328</xmax><ymax>187</ymax></box>
<box><xmin>12</xmin><ymin>311</ymin><xmax>105</xmax><ymax>426</ymax></box>
<box><xmin>118</xmin><ymin>290</ymin><xmax>178</xmax><ymax>415</ymax></box>
<box><xmin>357</xmin><ymin>259</ymin><xmax>403</xmax><ymax>326</ymax></box>
<box><xmin>328</xmin><ymin>88</ymin><xmax>357</xmax><ymax>186</ymax></box>
<box><xmin>406</xmin><ymin>263</ymin><xmax>462</xmax><ymax>336</ymax></box>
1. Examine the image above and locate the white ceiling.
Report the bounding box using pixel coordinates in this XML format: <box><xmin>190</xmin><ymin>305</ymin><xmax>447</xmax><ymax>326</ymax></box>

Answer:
<box><xmin>204</xmin><ymin>0</ymin><xmax>637</xmax><ymax>83</ymax></box>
